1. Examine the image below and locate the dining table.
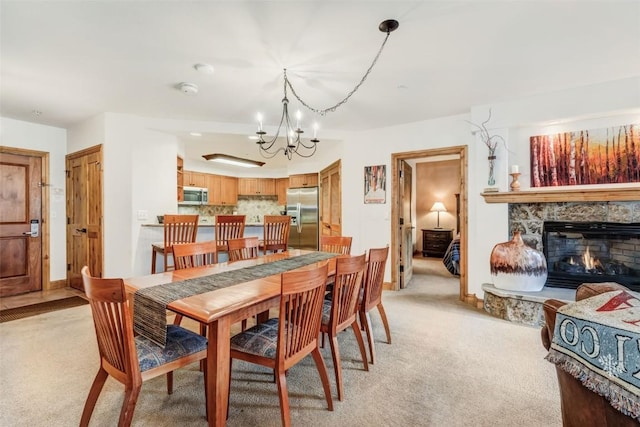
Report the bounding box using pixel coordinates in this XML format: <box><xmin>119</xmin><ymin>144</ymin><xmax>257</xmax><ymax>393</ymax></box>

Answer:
<box><xmin>124</xmin><ymin>249</ymin><xmax>337</xmax><ymax>427</ymax></box>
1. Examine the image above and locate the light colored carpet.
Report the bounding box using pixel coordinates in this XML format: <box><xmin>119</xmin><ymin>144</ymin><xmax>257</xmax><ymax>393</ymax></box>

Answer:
<box><xmin>0</xmin><ymin>258</ymin><xmax>561</xmax><ymax>426</ymax></box>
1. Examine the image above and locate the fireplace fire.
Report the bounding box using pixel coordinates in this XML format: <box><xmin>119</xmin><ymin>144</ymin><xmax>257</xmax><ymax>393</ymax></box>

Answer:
<box><xmin>542</xmin><ymin>221</ymin><xmax>640</xmax><ymax>292</ymax></box>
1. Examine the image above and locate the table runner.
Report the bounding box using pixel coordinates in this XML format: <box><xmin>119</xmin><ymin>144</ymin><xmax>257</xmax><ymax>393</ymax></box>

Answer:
<box><xmin>546</xmin><ymin>289</ymin><xmax>640</xmax><ymax>419</ymax></box>
<box><xmin>134</xmin><ymin>251</ymin><xmax>337</xmax><ymax>347</ymax></box>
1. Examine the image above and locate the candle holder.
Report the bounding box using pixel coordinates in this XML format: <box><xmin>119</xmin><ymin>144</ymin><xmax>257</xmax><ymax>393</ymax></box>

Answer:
<box><xmin>509</xmin><ymin>172</ymin><xmax>521</xmax><ymax>192</ymax></box>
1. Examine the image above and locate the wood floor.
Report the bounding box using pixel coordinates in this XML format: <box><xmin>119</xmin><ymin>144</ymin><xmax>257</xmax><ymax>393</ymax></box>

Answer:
<box><xmin>0</xmin><ymin>287</ymin><xmax>85</xmax><ymax>311</ymax></box>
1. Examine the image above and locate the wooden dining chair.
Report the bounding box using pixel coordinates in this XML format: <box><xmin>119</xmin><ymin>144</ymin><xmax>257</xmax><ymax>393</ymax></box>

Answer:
<box><xmin>229</xmin><ymin>262</ymin><xmax>333</xmax><ymax>427</ymax></box>
<box><xmin>320</xmin><ymin>253</ymin><xmax>368</xmax><ymax>401</ymax></box>
<box><xmin>359</xmin><ymin>246</ymin><xmax>391</xmax><ymax>364</ymax></box>
<box><xmin>79</xmin><ymin>266</ymin><xmax>207</xmax><ymax>427</ymax></box>
<box><xmin>151</xmin><ymin>214</ymin><xmax>199</xmax><ymax>273</ymax></box>
<box><xmin>173</xmin><ymin>240</ymin><xmax>218</xmax><ymax>269</ymax></box>
<box><xmin>320</xmin><ymin>235</ymin><xmax>352</xmax><ymax>255</ymax></box>
<box><xmin>227</xmin><ymin>236</ymin><xmax>259</xmax><ymax>262</ymax></box>
<box><xmin>214</xmin><ymin>214</ymin><xmax>246</xmax><ymax>254</ymax></box>
<box><xmin>262</xmin><ymin>215</ymin><xmax>291</xmax><ymax>254</ymax></box>
<box><xmin>172</xmin><ymin>240</ymin><xmax>218</xmax><ymax>330</ymax></box>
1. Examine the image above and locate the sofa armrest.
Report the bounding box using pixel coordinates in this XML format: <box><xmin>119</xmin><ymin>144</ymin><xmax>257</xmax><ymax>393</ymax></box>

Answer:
<box><xmin>576</xmin><ymin>282</ymin><xmax>629</xmax><ymax>301</ymax></box>
<box><xmin>541</xmin><ymin>299</ymin><xmax>568</xmax><ymax>350</ymax></box>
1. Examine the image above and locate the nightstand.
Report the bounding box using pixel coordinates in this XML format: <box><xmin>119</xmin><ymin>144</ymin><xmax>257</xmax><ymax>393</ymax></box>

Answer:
<box><xmin>422</xmin><ymin>229</ymin><xmax>453</xmax><ymax>258</ymax></box>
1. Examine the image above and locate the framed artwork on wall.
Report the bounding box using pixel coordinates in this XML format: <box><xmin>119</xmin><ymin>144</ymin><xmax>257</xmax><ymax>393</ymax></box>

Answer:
<box><xmin>364</xmin><ymin>165</ymin><xmax>386</xmax><ymax>204</ymax></box>
<box><xmin>530</xmin><ymin>123</ymin><xmax>640</xmax><ymax>187</ymax></box>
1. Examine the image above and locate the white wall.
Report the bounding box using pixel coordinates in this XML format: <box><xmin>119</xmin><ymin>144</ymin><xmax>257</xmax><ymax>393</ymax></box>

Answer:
<box><xmin>0</xmin><ymin>117</ymin><xmax>67</xmax><ymax>281</ymax></box>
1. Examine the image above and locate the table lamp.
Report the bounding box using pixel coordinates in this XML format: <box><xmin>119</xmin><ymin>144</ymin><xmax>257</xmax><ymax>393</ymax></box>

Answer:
<box><xmin>430</xmin><ymin>201</ymin><xmax>447</xmax><ymax>228</ymax></box>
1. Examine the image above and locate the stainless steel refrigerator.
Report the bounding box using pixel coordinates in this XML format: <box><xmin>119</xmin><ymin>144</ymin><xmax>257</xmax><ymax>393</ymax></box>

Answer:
<box><xmin>286</xmin><ymin>187</ymin><xmax>319</xmax><ymax>250</ymax></box>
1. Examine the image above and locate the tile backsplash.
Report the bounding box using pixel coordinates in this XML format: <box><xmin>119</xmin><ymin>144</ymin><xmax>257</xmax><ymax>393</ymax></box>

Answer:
<box><xmin>178</xmin><ymin>196</ymin><xmax>285</xmax><ymax>224</ymax></box>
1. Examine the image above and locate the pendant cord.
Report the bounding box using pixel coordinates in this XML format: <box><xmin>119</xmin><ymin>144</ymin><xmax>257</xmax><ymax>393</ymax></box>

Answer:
<box><xmin>284</xmin><ymin>30</ymin><xmax>393</xmax><ymax>116</ymax></box>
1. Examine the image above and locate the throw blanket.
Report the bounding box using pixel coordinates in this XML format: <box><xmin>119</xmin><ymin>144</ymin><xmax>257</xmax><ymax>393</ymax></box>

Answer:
<box><xmin>134</xmin><ymin>252</ymin><xmax>337</xmax><ymax>347</ymax></box>
<box><xmin>546</xmin><ymin>290</ymin><xmax>640</xmax><ymax>419</ymax></box>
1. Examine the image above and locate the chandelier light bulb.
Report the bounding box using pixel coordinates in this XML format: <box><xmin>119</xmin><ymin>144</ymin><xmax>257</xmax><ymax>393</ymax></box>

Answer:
<box><xmin>313</xmin><ymin>123</ymin><xmax>318</xmax><ymax>139</ymax></box>
<box><xmin>256</xmin><ymin>113</ymin><xmax>263</xmax><ymax>131</ymax></box>
<box><xmin>296</xmin><ymin>110</ymin><xmax>302</xmax><ymax>129</ymax></box>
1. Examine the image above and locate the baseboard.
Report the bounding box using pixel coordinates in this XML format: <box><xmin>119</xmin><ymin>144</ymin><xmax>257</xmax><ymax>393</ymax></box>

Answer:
<box><xmin>48</xmin><ymin>279</ymin><xmax>68</xmax><ymax>290</ymax></box>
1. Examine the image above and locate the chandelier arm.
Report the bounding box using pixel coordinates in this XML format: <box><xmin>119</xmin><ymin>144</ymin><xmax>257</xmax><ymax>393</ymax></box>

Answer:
<box><xmin>284</xmin><ymin>31</ymin><xmax>392</xmax><ymax>116</ymax></box>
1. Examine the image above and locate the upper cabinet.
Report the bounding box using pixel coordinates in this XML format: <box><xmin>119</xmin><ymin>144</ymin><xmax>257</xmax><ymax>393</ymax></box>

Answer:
<box><xmin>177</xmin><ymin>156</ymin><xmax>184</xmax><ymax>202</ymax></box>
<box><xmin>289</xmin><ymin>173</ymin><xmax>318</xmax><ymax>188</ymax></box>
<box><xmin>183</xmin><ymin>170</ymin><xmax>207</xmax><ymax>187</ymax></box>
<box><xmin>276</xmin><ymin>178</ymin><xmax>288</xmax><ymax>205</ymax></box>
<box><xmin>238</xmin><ymin>178</ymin><xmax>276</xmax><ymax>196</ymax></box>
<box><xmin>207</xmin><ymin>174</ymin><xmax>238</xmax><ymax>205</ymax></box>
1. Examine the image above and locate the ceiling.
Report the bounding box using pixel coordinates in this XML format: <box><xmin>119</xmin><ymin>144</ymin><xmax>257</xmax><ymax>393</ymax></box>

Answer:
<box><xmin>2</xmin><ymin>1</ymin><xmax>639</xmax><ymax>170</ymax></box>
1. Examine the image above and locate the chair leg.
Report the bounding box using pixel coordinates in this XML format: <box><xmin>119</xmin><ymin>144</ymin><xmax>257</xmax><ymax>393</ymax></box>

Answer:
<box><xmin>311</xmin><ymin>347</ymin><xmax>334</xmax><ymax>412</ymax></box>
<box><xmin>350</xmin><ymin>321</ymin><xmax>369</xmax><ymax>372</ymax></box>
<box><xmin>119</xmin><ymin>384</ymin><xmax>141</xmax><ymax>427</ymax></box>
<box><xmin>166</xmin><ymin>371</ymin><xmax>174</xmax><ymax>394</ymax></box>
<box><xmin>79</xmin><ymin>368</ymin><xmax>109</xmax><ymax>427</ymax></box>
<box><xmin>377</xmin><ymin>303</ymin><xmax>392</xmax><ymax>344</ymax></box>
<box><xmin>328</xmin><ymin>334</ymin><xmax>343</xmax><ymax>401</ymax></box>
<box><xmin>275</xmin><ymin>369</ymin><xmax>291</xmax><ymax>427</ymax></box>
<box><xmin>361</xmin><ymin>310</ymin><xmax>376</xmax><ymax>364</ymax></box>
<box><xmin>151</xmin><ymin>249</ymin><xmax>157</xmax><ymax>274</ymax></box>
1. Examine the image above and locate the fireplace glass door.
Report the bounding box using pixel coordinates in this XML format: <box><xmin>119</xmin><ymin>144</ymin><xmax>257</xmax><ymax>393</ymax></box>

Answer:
<box><xmin>542</xmin><ymin>221</ymin><xmax>640</xmax><ymax>291</ymax></box>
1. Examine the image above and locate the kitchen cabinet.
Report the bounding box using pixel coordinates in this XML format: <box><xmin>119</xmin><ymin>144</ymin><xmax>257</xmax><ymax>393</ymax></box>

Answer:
<box><xmin>177</xmin><ymin>156</ymin><xmax>184</xmax><ymax>202</ymax></box>
<box><xmin>183</xmin><ymin>170</ymin><xmax>207</xmax><ymax>188</ymax></box>
<box><xmin>422</xmin><ymin>228</ymin><xmax>453</xmax><ymax>258</ymax></box>
<box><xmin>238</xmin><ymin>178</ymin><xmax>276</xmax><ymax>196</ymax></box>
<box><xmin>207</xmin><ymin>174</ymin><xmax>238</xmax><ymax>205</ymax></box>
<box><xmin>276</xmin><ymin>177</ymin><xmax>288</xmax><ymax>205</ymax></box>
<box><xmin>289</xmin><ymin>173</ymin><xmax>318</xmax><ymax>188</ymax></box>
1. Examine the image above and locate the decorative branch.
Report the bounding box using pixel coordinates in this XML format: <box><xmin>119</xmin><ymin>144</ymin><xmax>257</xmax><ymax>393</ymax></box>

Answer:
<box><xmin>467</xmin><ymin>109</ymin><xmax>506</xmax><ymax>152</ymax></box>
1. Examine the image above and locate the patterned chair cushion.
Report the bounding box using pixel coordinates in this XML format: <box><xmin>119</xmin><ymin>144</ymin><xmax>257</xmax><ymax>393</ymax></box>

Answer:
<box><xmin>135</xmin><ymin>325</ymin><xmax>207</xmax><ymax>372</ymax></box>
<box><xmin>321</xmin><ymin>299</ymin><xmax>332</xmax><ymax>326</ymax></box>
<box><xmin>230</xmin><ymin>318</ymin><xmax>279</xmax><ymax>359</ymax></box>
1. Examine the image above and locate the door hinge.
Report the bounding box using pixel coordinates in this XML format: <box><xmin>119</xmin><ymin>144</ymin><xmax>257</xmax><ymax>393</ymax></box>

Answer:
<box><xmin>67</xmin><ymin>264</ymin><xmax>71</xmax><ymax>271</ymax></box>
<box><xmin>399</xmin><ymin>217</ymin><xmax>404</xmax><ymax>225</ymax></box>
<box><xmin>400</xmin><ymin>265</ymin><xmax>404</xmax><ymax>273</ymax></box>
<box><xmin>399</xmin><ymin>170</ymin><xmax>404</xmax><ymax>178</ymax></box>
<box><xmin>65</xmin><ymin>170</ymin><xmax>70</xmax><ymax>178</ymax></box>
<box><xmin>67</xmin><ymin>217</ymin><xmax>71</xmax><ymax>225</ymax></box>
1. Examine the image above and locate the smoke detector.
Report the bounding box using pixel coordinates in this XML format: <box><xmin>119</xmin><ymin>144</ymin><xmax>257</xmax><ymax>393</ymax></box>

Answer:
<box><xmin>178</xmin><ymin>82</ymin><xmax>198</xmax><ymax>95</ymax></box>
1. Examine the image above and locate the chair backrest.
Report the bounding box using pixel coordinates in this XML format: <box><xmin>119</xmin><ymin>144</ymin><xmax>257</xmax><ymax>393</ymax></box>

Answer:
<box><xmin>173</xmin><ymin>240</ymin><xmax>218</xmax><ymax>269</ymax></box>
<box><xmin>81</xmin><ymin>266</ymin><xmax>140</xmax><ymax>380</ymax></box>
<box><xmin>320</xmin><ymin>235</ymin><xmax>352</xmax><ymax>255</ymax></box>
<box><xmin>162</xmin><ymin>214</ymin><xmax>199</xmax><ymax>251</ymax></box>
<box><xmin>215</xmin><ymin>215</ymin><xmax>246</xmax><ymax>251</ymax></box>
<box><xmin>227</xmin><ymin>236</ymin><xmax>260</xmax><ymax>262</ymax></box>
<box><xmin>277</xmin><ymin>262</ymin><xmax>329</xmax><ymax>368</ymax></box>
<box><xmin>328</xmin><ymin>254</ymin><xmax>366</xmax><ymax>333</ymax></box>
<box><xmin>263</xmin><ymin>215</ymin><xmax>291</xmax><ymax>253</ymax></box>
<box><xmin>362</xmin><ymin>246</ymin><xmax>389</xmax><ymax>312</ymax></box>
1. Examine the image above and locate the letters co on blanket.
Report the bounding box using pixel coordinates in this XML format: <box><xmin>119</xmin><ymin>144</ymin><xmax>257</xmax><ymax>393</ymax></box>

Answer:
<box><xmin>546</xmin><ymin>290</ymin><xmax>640</xmax><ymax>420</ymax></box>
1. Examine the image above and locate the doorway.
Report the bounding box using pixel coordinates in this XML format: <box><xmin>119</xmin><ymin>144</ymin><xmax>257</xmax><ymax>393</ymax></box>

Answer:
<box><xmin>391</xmin><ymin>146</ymin><xmax>468</xmax><ymax>302</ymax></box>
<box><xmin>66</xmin><ymin>145</ymin><xmax>103</xmax><ymax>290</ymax></box>
<box><xmin>0</xmin><ymin>148</ymin><xmax>49</xmax><ymax>296</ymax></box>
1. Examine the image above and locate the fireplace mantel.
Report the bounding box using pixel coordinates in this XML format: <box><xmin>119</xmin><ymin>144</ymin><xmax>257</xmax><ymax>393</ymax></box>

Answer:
<box><xmin>482</xmin><ymin>187</ymin><xmax>639</xmax><ymax>204</ymax></box>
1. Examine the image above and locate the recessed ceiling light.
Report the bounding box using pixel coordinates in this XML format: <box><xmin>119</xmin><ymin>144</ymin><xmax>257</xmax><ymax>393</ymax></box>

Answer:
<box><xmin>190</xmin><ymin>132</ymin><xmax>202</xmax><ymax>137</ymax></box>
<box><xmin>194</xmin><ymin>63</ymin><xmax>215</xmax><ymax>74</ymax></box>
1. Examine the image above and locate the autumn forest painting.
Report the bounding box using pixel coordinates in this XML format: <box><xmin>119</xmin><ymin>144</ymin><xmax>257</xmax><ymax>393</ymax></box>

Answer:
<box><xmin>530</xmin><ymin>124</ymin><xmax>640</xmax><ymax>187</ymax></box>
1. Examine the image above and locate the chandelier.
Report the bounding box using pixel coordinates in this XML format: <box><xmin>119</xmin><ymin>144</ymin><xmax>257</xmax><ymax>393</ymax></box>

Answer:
<box><xmin>256</xmin><ymin>19</ymin><xmax>399</xmax><ymax>160</ymax></box>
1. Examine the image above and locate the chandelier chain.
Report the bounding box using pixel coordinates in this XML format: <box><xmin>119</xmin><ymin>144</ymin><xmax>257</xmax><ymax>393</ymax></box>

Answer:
<box><xmin>284</xmin><ymin>30</ymin><xmax>392</xmax><ymax>116</ymax></box>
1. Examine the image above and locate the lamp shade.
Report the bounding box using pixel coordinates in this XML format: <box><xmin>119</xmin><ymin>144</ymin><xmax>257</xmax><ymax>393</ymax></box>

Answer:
<box><xmin>430</xmin><ymin>202</ymin><xmax>447</xmax><ymax>213</ymax></box>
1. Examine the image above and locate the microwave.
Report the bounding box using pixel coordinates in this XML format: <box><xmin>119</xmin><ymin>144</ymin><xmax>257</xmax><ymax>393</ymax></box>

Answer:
<box><xmin>181</xmin><ymin>186</ymin><xmax>208</xmax><ymax>205</ymax></box>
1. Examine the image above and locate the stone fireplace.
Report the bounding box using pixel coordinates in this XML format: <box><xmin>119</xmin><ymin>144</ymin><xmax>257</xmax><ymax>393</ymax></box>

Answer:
<box><xmin>483</xmin><ymin>196</ymin><xmax>640</xmax><ymax>326</ymax></box>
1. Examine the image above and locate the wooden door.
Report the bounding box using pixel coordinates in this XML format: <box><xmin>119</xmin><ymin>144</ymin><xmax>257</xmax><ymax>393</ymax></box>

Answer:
<box><xmin>66</xmin><ymin>146</ymin><xmax>103</xmax><ymax>290</ymax></box>
<box><xmin>0</xmin><ymin>152</ymin><xmax>42</xmax><ymax>296</ymax></box>
<box><xmin>399</xmin><ymin>160</ymin><xmax>413</xmax><ymax>289</ymax></box>
<box><xmin>319</xmin><ymin>161</ymin><xmax>341</xmax><ymax>236</ymax></box>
